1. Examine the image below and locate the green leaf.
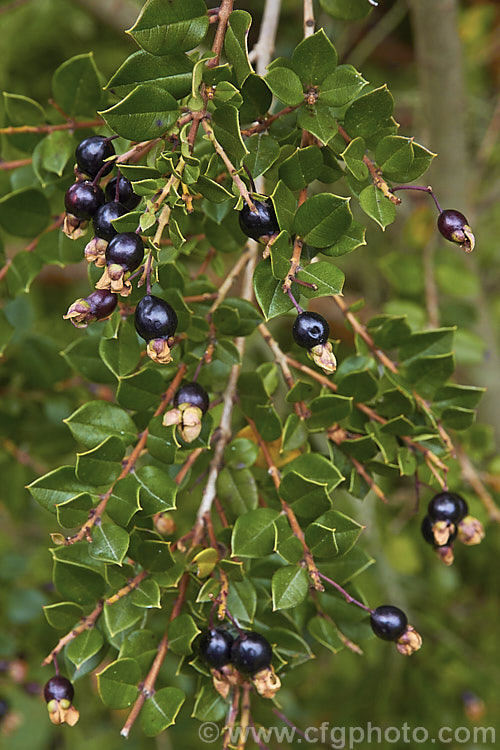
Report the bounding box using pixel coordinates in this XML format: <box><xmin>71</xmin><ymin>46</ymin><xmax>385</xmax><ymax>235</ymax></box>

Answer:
<box><xmin>297</xmin><ymin>102</ymin><xmax>338</xmax><ymax>144</ymax></box>
<box><xmin>305</xmin><ymin>510</ymin><xmax>363</xmax><ymax>559</ymax></box>
<box><xmin>106</xmin><ymin>50</ymin><xmax>193</xmax><ymax>98</ymax></box>
<box><xmin>44</xmin><ymin>602</ymin><xmax>83</xmax><ymax>630</ymax></box>
<box><xmin>127</xmin><ymin>0</ymin><xmax>209</xmax><ymax>55</ymax></box>
<box><xmin>0</xmin><ymin>188</ymin><xmax>50</xmax><ymax>238</ymax></box>
<box><xmin>136</xmin><ymin>465</ymin><xmax>178</xmax><ymax>515</ymax></box>
<box><xmin>341</xmin><ymin>137</ymin><xmax>369</xmax><ymax>181</ymax></box>
<box><xmin>39</xmin><ymin>131</ymin><xmax>74</xmax><ymax>176</ymax></box>
<box><xmin>76</xmin><ymin>436</ymin><xmax>125</xmax><ymax>486</ymax></box>
<box><xmin>99</xmin><ymin>320</ymin><xmax>141</xmax><ymax>378</ymax></box>
<box><xmin>192</xmin><ymin>686</ymin><xmax>228</xmax><ymax>722</ymax></box>
<box><xmin>117</xmin><ymin>367</ymin><xmax>164</xmax><ymax>411</ymax></box>
<box><xmin>66</xmin><ymin>628</ymin><xmax>104</xmax><ymax>670</ymax></box>
<box><xmin>62</xmin><ymin>336</ymin><xmax>116</xmax><ymax>384</ymax></box>
<box><xmin>231</xmin><ymin>508</ymin><xmax>280</xmax><ymax>558</ymax></box>
<box><xmin>294</xmin><ymin>193</ymin><xmax>352</xmax><ymax>248</ymax></box>
<box><xmin>55</xmin><ymin>493</ymin><xmax>92</xmax><ymax>528</ymax></box>
<box><xmin>53</xmin><ymin>560</ymin><xmax>105</xmax><ymax>605</ymax></box>
<box><xmin>359</xmin><ymin>185</ymin><xmax>396</xmax><ymax>230</ymax></box>
<box><xmin>320</xmin><ymin>0</ymin><xmax>374</xmax><ymax>20</ymax></box>
<box><xmin>307</xmin><ymin>394</ymin><xmax>351</xmax><ymax>430</ymax></box>
<box><xmin>64</xmin><ymin>401</ymin><xmax>137</xmax><ymax>449</ymax></box>
<box><xmin>253</xmin><ymin>259</ymin><xmax>298</xmax><ymax>320</ymax></box>
<box><xmin>292</xmin><ymin>29</ymin><xmax>337</xmax><ymax>87</ymax></box>
<box><xmin>320</xmin><ymin>65</ymin><xmax>367</xmax><ymax>107</ymax></box>
<box><xmin>107</xmin><ymin>475</ymin><xmax>142</xmax><ymax>527</ymax></box>
<box><xmin>307</xmin><ymin>616</ymin><xmax>344</xmax><ymax>653</ymax></box>
<box><xmin>295</xmin><ymin>260</ymin><xmax>345</xmax><ymax>298</ymax></box>
<box><xmin>141</xmin><ymin>687</ymin><xmax>185</xmax><ymax>737</ymax></box>
<box><xmin>279</xmin><ymin>145</ymin><xmax>323</xmax><ymax>191</ymax></box>
<box><xmin>224</xmin><ymin>438</ymin><xmax>259</xmax><ymax>469</ymax></box>
<box><xmin>375</xmin><ymin>136</ymin><xmax>414</xmax><ymax>181</ymax></box>
<box><xmin>321</xmin><ymin>221</ymin><xmax>366</xmax><ymax>257</ymax></box>
<box><xmin>245</xmin><ymin>134</ymin><xmax>280</xmax><ymax>178</ymax></box>
<box><xmin>392</xmin><ymin>142</ymin><xmax>435</xmax><ymax>182</ymax></box>
<box><xmin>97</xmin><ymin>658</ymin><xmax>140</xmax><ymax>709</ymax></box>
<box><xmin>131</xmin><ymin>579</ymin><xmax>161</xmax><ymax>608</ymax></box>
<box><xmin>265</xmin><ymin>67</ymin><xmax>304</xmax><ymax>107</ymax></box>
<box><xmin>272</xmin><ymin>565</ymin><xmax>309</xmax><ymax>611</ymax></box>
<box><xmin>5</xmin><ymin>251</ymin><xmax>43</xmax><ymax>295</ymax></box>
<box><xmin>0</xmin><ymin>309</ymin><xmax>14</xmax><ymax>356</ymax></box>
<box><xmin>216</xmin><ymin>467</ymin><xmax>258</xmax><ymax>518</ymax></box>
<box><xmin>224</xmin><ymin>10</ymin><xmax>253</xmax><ymax>86</ymax></box>
<box><xmin>90</xmin><ymin>523</ymin><xmax>130</xmax><ymax>565</ymax></box>
<box><xmin>146</xmin><ymin>418</ymin><xmax>178</xmax><ymax>465</ymax></box>
<box><xmin>282</xmin><ymin>413</ymin><xmax>309</xmax><ymax>451</ymax></box>
<box><xmin>271</xmin><ymin>181</ymin><xmax>296</xmax><ymax>233</ymax></box>
<box><xmin>212</xmin><ymin>104</ymin><xmax>248</xmax><ymax>166</ymax></box>
<box><xmin>104</xmin><ymin>596</ymin><xmax>142</xmax><ymax>637</ymax></box>
<box><xmin>226</xmin><ymin>579</ymin><xmax>257</xmax><ymax>623</ymax></box>
<box><xmin>27</xmin><ymin>466</ymin><xmax>92</xmax><ymax>514</ymax></box>
<box><xmin>99</xmin><ymin>85</ymin><xmax>179</xmax><ymax>141</ymax></box>
<box><xmin>3</xmin><ymin>92</ymin><xmax>45</xmax><ymax>151</ymax></box>
<box><xmin>344</xmin><ymin>85</ymin><xmax>395</xmax><ymax>145</ymax></box>
<box><xmin>167</xmin><ymin>614</ymin><xmax>200</xmax><ymax>655</ymax></box>
<box><xmin>52</xmin><ymin>53</ymin><xmax>103</xmax><ymax>117</ymax></box>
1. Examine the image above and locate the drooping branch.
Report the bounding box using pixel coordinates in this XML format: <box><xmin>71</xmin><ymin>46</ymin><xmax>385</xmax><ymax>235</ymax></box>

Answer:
<box><xmin>42</xmin><ymin>600</ymin><xmax>104</xmax><ymax>667</ymax></box>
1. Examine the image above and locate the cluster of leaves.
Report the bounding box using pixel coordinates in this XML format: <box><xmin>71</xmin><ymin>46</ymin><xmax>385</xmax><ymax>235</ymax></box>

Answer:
<box><xmin>0</xmin><ymin>0</ymin><xmax>490</xmax><ymax>742</ymax></box>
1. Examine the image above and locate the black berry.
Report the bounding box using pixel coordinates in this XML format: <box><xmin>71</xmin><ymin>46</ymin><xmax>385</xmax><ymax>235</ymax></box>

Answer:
<box><xmin>86</xmin><ymin>289</ymin><xmax>118</xmax><ymax>320</ymax></box>
<box><xmin>292</xmin><ymin>311</ymin><xmax>329</xmax><ymax>349</ymax></box>
<box><xmin>105</xmin><ymin>175</ymin><xmax>141</xmax><ymax>210</ymax></box>
<box><xmin>437</xmin><ymin>209</ymin><xmax>469</xmax><ymax>243</ymax></box>
<box><xmin>238</xmin><ymin>198</ymin><xmax>278</xmax><ymax>242</ymax></box>
<box><xmin>106</xmin><ymin>232</ymin><xmax>144</xmax><ymax>273</ymax></box>
<box><xmin>43</xmin><ymin>676</ymin><xmax>74</xmax><ymax>704</ymax></box>
<box><xmin>93</xmin><ymin>202</ymin><xmax>128</xmax><ymax>241</ymax></box>
<box><xmin>64</xmin><ymin>181</ymin><xmax>104</xmax><ymax>220</ymax></box>
<box><xmin>198</xmin><ymin>628</ymin><xmax>234</xmax><ymax>669</ymax></box>
<box><xmin>230</xmin><ymin>631</ymin><xmax>273</xmax><ymax>675</ymax></box>
<box><xmin>428</xmin><ymin>492</ymin><xmax>468</xmax><ymax>525</ymax></box>
<box><xmin>174</xmin><ymin>382</ymin><xmax>209</xmax><ymax>414</ymax></box>
<box><xmin>421</xmin><ymin>515</ymin><xmax>457</xmax><ymax>547</ymax></box>
<box><xmin>135</xmin><ymin>294</ymin><xmax>178</xmax><ymax>342</ymax></box>
<box><xmin>370</xmin><ymin>605</ymin><xmax>408</xmax><ymax>642</ymax></box>
<box><xmin>76</xmin><ymin>136</ymin><xmax>115</xmax><ymax>179</ymax></box>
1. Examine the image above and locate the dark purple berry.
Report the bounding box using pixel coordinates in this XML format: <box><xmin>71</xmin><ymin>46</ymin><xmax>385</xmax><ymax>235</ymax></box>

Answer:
<box><xmin>43</xmin><ymin>676</ymin><xmax>74</xmax><ymax>704</ymax></box>
<box><xmin>370</xmin><ymin>605</ymin><xmax>408</xmax><ymax>642</ymax></box>
<box><xmin>437</xmin><ymin>210</ymin><xmax>469</xmax><ymax>243</ymax></box>
<box><xmin>64</xmin><ymin>181</ymin><xmax>104</xmax><ymax>220</ymax></box>
<box><xmin>238</xmin><ymin>198</ymin><xmax>278</xmax><ymax>242</ymax></box>
<box><xmin>76</xmin><ymin>136</ymin><xmax>115</xmax><ymax>179</ymax></box>
<box><xmin>230</xmin><ymin>631</ymin><xmax>273</xmax><ymax>675</ymax></box>
<box><xmin>421</xmin><ymin>515</ymin><xmax>457</xmax><ymax>548</ymax></box>
<box><xmin>93</xmin><ymin>202</ymin><xmax>128</xmax><ymax>241</ymax></box>
<box><xmin>198</xmin><ymin>628</ymin><xmax>234</xmax><ymax>669</ymax></box>
<box><xmin>428</xmin><ymin>492</ymin><xmax>468</xmax><ymax>525</ymax></box>
<box><xmin>135</xmin><ymin>294</ymin><xmax>178</xmax><ymax>342</ymax></box>
<box><xmin>87</xmin><ymin>289</ymin><xmax>118</xmax><ymax>320</ymax></box>
<box><xmin>106</xmin><ymin>232</ymin><xmax>144</xmax><ymax>273</ymax></box>
<box><xmin>174</xmin><ymin>382</ymin><xmax>209</xmax><ymax>414</ymax></box>
<box><xmin>292</xmin><ymin>311</ymin><xmax>329</xmax><ymax>349</ymax></box>
<box><xmin>105</xmin><ymin>175</ymin><xmax>141</xmax><ymax>210</ymax></box>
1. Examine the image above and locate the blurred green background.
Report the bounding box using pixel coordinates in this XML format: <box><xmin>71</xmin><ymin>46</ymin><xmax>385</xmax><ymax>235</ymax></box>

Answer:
<box><xmin>0</xmin><ymin>0</ymin><xmax>499</xmax><ymax>747</ymax></box>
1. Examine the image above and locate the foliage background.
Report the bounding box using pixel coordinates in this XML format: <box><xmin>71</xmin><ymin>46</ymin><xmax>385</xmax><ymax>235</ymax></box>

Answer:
<box><xmin>0</xmin><ymin>0</ymin><xmax>499</xmax><ymax>747</ymax></box>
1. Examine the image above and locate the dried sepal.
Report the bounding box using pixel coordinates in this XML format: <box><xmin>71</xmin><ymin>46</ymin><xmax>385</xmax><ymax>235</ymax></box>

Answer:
<box><xmin>211</xmin><ymin>664</ymin><xmax>242</xmax><ymax>699</ymax></box>
<box><xmin>461</xmin><ymin>224</ymin><xmax>475</xmax><ymax>253</ymax></box>
<box><xmin>63</xmin><ymin>299</ymin><xmax>93</xmax><ymax>328</ymax></box>
<box><xmin>457</xmin><ymin>515</ymin><xmax>485</xmax><ymax>545</ymax></box>
<box><xmin>251</xmin><ymin>665</ymin><xmax>281</xmax><ymax>698</ymax></box>
<box><xmin>146</xmin><ymin>337</ymin><xmax>173</xmax><ymax>364</ymax></box>
<box><xmin>84</xmin><ymin>237</ymin><xmax>108</xmax><ymax>267</ymax></box>
<box><xmin>309</xmin><ymin>341</ymin><xmax>337</xmax><ymax>374</ymax></box>
<box><xmin>396</xmin><ymin>625</ymin><xmax>422</xmax><ymax>656</ymax></box>
<box><xmin>432</xmin><ymin>519</ymin><xmax>454</xmax><ymax>547</ymax></box>
<box><xmin>95</xmin><ymin>264</ymin><xmax>132</xmax><ymax>296</ymax></box>
<box><xmin>63</xmin><ymin>213</ymin><xmax>88</xmax><ymax>240</ymax></box>
<box><xmin>435</xmin><ymin>544</ymin><xmax>454</xmax><ymax>566</ymax></box>
<box><xmin>47</xmin><ymin>699</ymin><xmax>80</xmax><ymax>727</ymax></box>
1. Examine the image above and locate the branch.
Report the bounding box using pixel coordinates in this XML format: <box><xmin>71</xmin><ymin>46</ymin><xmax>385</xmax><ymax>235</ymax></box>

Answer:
<box><xmin>120</xmin><ymin>572</ymin><xmax>189</xmax><ymax>738</ymax></box>
<box><xmin>246</xmin><ymin>416</ymin><xmax>323</xmax><ymax>591</ymax></box>
<box><xmin>67</xmin><ymin>364</ymin><xmax>187</xmax><ymax>545</ymax></box>
<box><xmin>303</xmin><ymin>0</ymin><xmax>315</xmax><ymax>37</ymax></box>
<box><xmin>0</xmin><ymin>119</ymin><xmax>103</xmax><ymax>135</ymax></box>
<box><xmin>42</xmin><ymin>600</ymin><xmax>103</xmax><ymax>666</ymax></box>
<box><xmin>240</xmin><ymin>104</ymin><xmax>302</xmax><ymax>137</ymax></box>
<box><xmin>0</xmin><ymin>158</ymin><xmax>32</xmax><ymax>171</ymax></box>
<box><xmin>283</xmin><ymin>187</ymin><xmax>307</xmax><ymax>291</ymax></box>
<box><xmin>258</xmin><ymin>323</ymin><xmax>309</xmax><ymax>419</ymax></box>
<box><xmin>105</xmin><ymin>570</ymin><xmax>148</xmax><ymax>605</ymax></box>
<box><xmin>456</xmin><ymin>445</ymin><xmax>500</xmax><ymax>523</ymax></box>
<box><xmin>249</xmin><ymin>0</ymin><xmax>283</xmax><ymax>76</ymax></box>
<box><xmin>201</xmin><ymin>119</ymin><xmax>256</xmax><ymax>210</ymax></box>
<box><xmin>209</xmin><ymin>0</ymin><xmax>234</xmax><ymax>67</ymax></box>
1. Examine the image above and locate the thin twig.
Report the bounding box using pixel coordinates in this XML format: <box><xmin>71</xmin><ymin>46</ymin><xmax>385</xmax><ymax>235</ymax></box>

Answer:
<box><xmin>240</xmin><ymin>104</ymin><xmax>302</xmax><ymax>137</ymax></box>
<box><xmin>303</xmin><ymin>0</ymin><xmax>315</xmax><ymax>37</ymax></box>
<box><xmin>258</xmin><ymin>323</ymin><xmax>309</xmax><ymax>419</ymax></box>
<box><xmin>0</xmin><ymin>119</ymin><xmax>102</xmax><ymax>135</ymax></box>
<box><xmin>42</xmin><ymin>600</ymin><xmax>104</xmax><ymax>666</ymax></box>
<box><xmin>456</xmin><ymin>445</ymin><xmax>500</xmax><ymax>523</ymax></box>
<box><xmin>201</xmin><ymin>119</ymin><xmax>256</xmax><ymax>211</ymax></box>
<box><xmin>105</xmin><ymin>570</ymin><xmax>148</xmax><ymax>605</ymax></box>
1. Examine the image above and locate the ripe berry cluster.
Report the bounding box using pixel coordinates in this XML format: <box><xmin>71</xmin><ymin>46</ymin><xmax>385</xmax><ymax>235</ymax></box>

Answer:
<box><xmin>198</xmin><ymin>628</ymin><xmax>273</xmax><ymax>676</ymax></box>
<box><xmin>370</xmin><ymin>605</ymin><xmax>422</xmax><ymax>656</ymax></box>
<box><xmin>420</xmin><ymin>491</ymin><xmax>484</xmax><ymax>565</ymax></box>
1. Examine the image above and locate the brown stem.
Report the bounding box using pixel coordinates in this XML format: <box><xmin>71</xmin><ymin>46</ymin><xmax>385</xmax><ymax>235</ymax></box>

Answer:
<box><xmin>0</xmin><ymin>118</ymin><xmax>103</xmax><ymax>135</ymax></box>
<box><xmin>456</xmin><ymin>445</ymin><xmax>500</xmax><ymax>523</ymax></box>
<box><xmin>237</xmin><ymin>683</ymin><xmax>252</xmax><ymax>750</ymax></box>
<box><xmin>67</xmin><ymin>364</ymin><xmax>187</xmax><ymax>545</ymax></box>
<box><xmin>105</xmin><ymin>570</ymin><xmax>148</xmax><ymax>605</ymax></box>
<box><xmin>337</xmin><ymin>124</ymin><xmax>401</xmax><ymax>206</ymax></box>
<box><xmin>42</xmin><ymin>600</ymin><xmax>104</xmax><ymax>666</ymax></box>
<box><xmin>240</xmin><ymin>104</ymin><xmax>302</xmax><ymax>137</ymax></box>
<box><xmin>223</xmin><ymin>687</ymin><xmax>241</xmax><ymax>749</ymax></box>
<box><xmin>120</xmin><ymin>572</ymin><xmax>189</xmax><ymax>738</ymax></box>
<box><xmin>183</xmin><ymin>292</ymin><xmax>218</xmax><ymax>304</ymax></box>
<box><xmin>209</xmin><ymin>0</ymin><xmax>234</xmax><ymax>67</ymax></box>
<box><xmin>0</xmin><ymin>158</ymin><xmax>32</xmax><ymax>170</ymax></box>
<box><xmin>201</xmin><ymin>119</ymin><xmax>256</xmax><ymax>211</ymax></box>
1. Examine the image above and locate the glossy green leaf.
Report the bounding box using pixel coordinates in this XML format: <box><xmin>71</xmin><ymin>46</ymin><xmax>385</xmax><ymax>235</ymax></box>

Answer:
<box><xmin>97</xmin><ymin>658</ymin><xmax>140</xmax><ymax>709</ymax></box>
<box><xmin>231</xmin><ymin>508</ymin><xmax>280</xmax><ymax>558</ymax></box>
<box><xmin>224</xmin><ymin>10</ymin><xmax>253</xmax><ymax>86</ymax></box>
<box><xmin>52</xmin><ymin>53</ymin><xmax>103</xmax><ymax>117</ymax></box>
<box><xmin>294</xmin><ymin>193</ymin><xmax>352</xmax><ymax>248</ymax></box>
<box><xmin>76</xmin><ymin>436</ymin><xmax>125</xmax><ymax>486</ymax></box>
<box><xmin>0</xmin><ymin>188</ymin><xmax>50</xmax><ymax>238</ymax></box>
<box><xmin>141</xmin><ymin>687</ymin><xmax>185</xmax><ymax>737</ymax></box>
<box><xmin>5</xmin><ymin>251</ymin><xmax>43</xmax><ymax>295</ymax></box>
<box><xmin>344</xmin><ymin>86</ymin><xmax>395</xmax><ymax>144</ymax></box>
<box><xmin>320</xmin><ymin>65</ymin><xmax>367</xmax><ymax>107</ymax></box>
<box><xmin>272</xmin><ymin>565</ymin><xmax>309</xmax><ymax>610</ymax></box>
<box><xmin>253</xmin><ymin>259</ymin><xmax>298</xmax><ymax>320</ymax></box>
<box><xmin>212</xmin><ymin>104</ymin><xmax>247</xmax><ymax>166</ymax></box>
<box><xmin>66</xmin><ymin>628</ymin><xmax>104</xmax><ymax>670</ymax></box>
<box><xmin>117</xmin><ymin>367</ymin><xmax>164</xmax><ymax>411</ymax></box>
<box><xmin>297</xmin><ymin>102</ymin><xmax>338</xmax><ymax>144</ymax></box>
<box><xmin>216</xmin><ymin>466</ymin><xmax>258</xmax><ymax>517</ymax></box>
<box><xmin>292</xmin><ymin>29</ymin><xmax>337</xmax><ymax>87</ymax></box>
<box><xmin>104</xmin><ymin>597</ymin><xmax>142</xmax><ymax>637</ymax></box>
<box><xmin>265</xmin><ymin>67</ymin><xmax>304</xmax><ymax>107</ymax></box>
<box><xmin>359</xmin><ymin>185</ymin><xmax>396</xmax><ymax>230</ymax></box>
<box><xmin>341</xmin><ymin>137</ymin><xmax>369</xmax><ymax>181</ymax></box>
<box><xmin>43</xmin><ymin>602</ymin><xmax>83</xmax><ymax>630</ymax></box>
<box><xmin>100</xmin><ymin>85</ymin><xmax>179</xmax><ymax>141</ymax></box>
<box><xmin>245</xmin><ymin>134</ymin><xmax>280</xmax><ymax>178</ymax></box>
<box><xmin>279</xmin><ymin>145</ymin><xmax>323</xmax><ymax>190</ymax></box>
<box><xmin>167</xmin><ymin>614</ymin><xmax>200</xmax><ymax>655</ymax></box>
<box><xmin>320</xmin><ymin>0</ymin><xmax>374</xmax><ymax>20</ymax></box>
<box><xmin>295</xmin><ymin>260</ymin><xmax>345</xmax><ymax>298</ymax></box>
<box><xmin>106</xmin><ymin>474</ymin><xmax>142</xmax><ymax>527</ymax></box>
<box><xmin>106</xmin><ymin>50</ymin><xmax>193</xmax><ymax>98</ymax></box>
<box><xmin>27</xmin><ymin>466</ymin><xmax>92</xmax><ymax>514</ymax></box>
<box><xmin>307</xmin><ymin>616</ymin><xmax>344</xmax><ymax>653</ymax></box>
<box><xmin>90</xmin><ymin>522</ymin><xmax>130</xmax><ymax>565</ymax></box>
<box><xmin>127</xmin><ymin>0</ymin><xmax>209</xmax><ymax>55</ymax></box>
<box><xmin>226</xmin><ymin>579</ymin><xmax>257</xmax><ymax>623</ymax></box>
<box><xmin>131</xmin><ymin>579</ymin><xmax>161</xmax><ymax>609</ymax></box>
<box><xmin>136</xmin><ymin>465</ymin><xmax>178</xmax><ymax>515</ymax></box>
<box><xmin>64</xmin><ymin>401</ymin><xmax>137</xmax><ymax>449</ymax></box>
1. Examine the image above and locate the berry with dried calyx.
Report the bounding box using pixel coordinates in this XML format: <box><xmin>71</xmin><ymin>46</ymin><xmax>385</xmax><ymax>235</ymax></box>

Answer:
<box><xmin>428</xmin><ymin>491</ymin><xmax>468</xmax><ymax>524</ymax></box>
<box><xmin>437</xmin><ymin>209</ymin><xmax>475</xmax><ymax>253</ymax></box>
<box><xmin>64</xmin><ymin>181</ymin><xmax>104</xmax><ymax>220</ymax></box>
<box><xmin>75</xmin><ymin>135</ymin><xmax>115</xmax><ymax>179</ymax></box>
<box><xmin>370</xmin><ymin>605</ymin><xmax>422</xmax><ymax>656</ymax></box>
<box><xmin>292</xmin><ymin>311</ymin><xmax>336</xmax><ymax>374</ymax></box>
<box><xmin>421</xmin><ymin>515</ymin><xmax>456</xmax><ymax>566</ymax></box>
<box><xmin>43</xmin><ymin>676</ymin><xmax>79</xmax><ymax>727</ymax></box>
<box><xmin>92</xmin><ymin>201</ymin><xmax>128</xmax><ymax>241</ymax></box>
<box><xmin>164</xmin><ymin>382</ymin><xmax>210</xmax><ymax>443</ymax></box>
<box><xmin>95</xmin><ymin>232</ymin><xmax>144</xmax><ymax>297</ymax></box>
<box><xmin>134</xmin><ymin>294</ymin><xmax>178</xmax><ymax>364</ymax></box>
<box><xmin>238</xmin><ymin>197</ymin><xmax>278</xmax><ymax>242</ymax></box>
<box><xmin>198</xmin><ymin>628</ymin><xmax>234</xmax><ymax>670</ymax></box>
<box><xmin>105</xmin><ymin>175</ymin><xmax>141</xmax><ymax>210</ymax></box>
<box><xmin>230</xmin><ymin>631</ymin><xmax>272</xmax><ymax>675</ymax></box>
<box><xmin>63</xmin><ymin>289</ymin><xmax>118</xmax><ymax>328</ymax></box>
